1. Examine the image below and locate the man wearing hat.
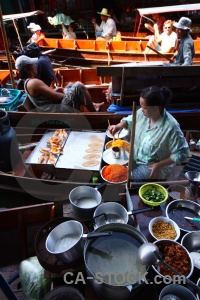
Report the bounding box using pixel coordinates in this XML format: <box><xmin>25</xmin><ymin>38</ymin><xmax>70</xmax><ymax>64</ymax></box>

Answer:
<box><xmin>92</xmin><ymin>8</ymin><xmax>117</xmax><ymax>40</ymax></box>
<box><xmin>171</xmin><ymin>17</ymin><xmax>194</xmax><ymax>66</ymax></box>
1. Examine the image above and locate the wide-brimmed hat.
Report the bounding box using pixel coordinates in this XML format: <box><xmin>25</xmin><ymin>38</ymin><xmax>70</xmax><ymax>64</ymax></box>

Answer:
<box><xmin>97</xmin><ymin>8</ymin><xmax>110</xmax><ymax>17</ymax></box>
<box><xmin>173</xmin><ymin>17</ymin><xmax>192</xmax><ymax>30</ymax></box>
<box><xmin>27</xmin><ymin>22</ymin><xmax>36</xmax><ymax>29</ymax></box>
<box><xmin>15</xmin><ymin>55</ymin><xmax>38</xmax><ymax>72</ymax></box>
<box><xmin>32</xmin><ymin>24</ymin><xmax>42</xmax><ymax>32</ymax></box>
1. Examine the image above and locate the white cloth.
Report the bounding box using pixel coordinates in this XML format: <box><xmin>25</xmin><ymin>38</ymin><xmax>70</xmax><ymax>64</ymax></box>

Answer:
<box><xmin>48</xmin><ymin>13</ymin><xmax>74</xmax><ymax>26</ymax></box>
<box><xmin>95</xmin><ymin>18</ymin><xmax>117</xmax><ymax>39</ymax></box>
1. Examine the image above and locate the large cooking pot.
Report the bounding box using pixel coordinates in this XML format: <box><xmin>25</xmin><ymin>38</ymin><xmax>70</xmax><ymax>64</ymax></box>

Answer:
<box><xmin>93</xmin><ymin>202</ymin><xmax>154</xmax><ymax>228</ymax></box>
<box><xmin>84</xmin><ymin>223</ymin><xmax>148</xmax><ymax>300</ymax></box>
<box><xmin>45</xmin><ymin>220</ymin><xmax>112</xmax><ymax>263</ymax></box>
<box><xmin>69</xmin><ymin>182</ymin><xmax>106</xmax><ymax>221</ymax></box>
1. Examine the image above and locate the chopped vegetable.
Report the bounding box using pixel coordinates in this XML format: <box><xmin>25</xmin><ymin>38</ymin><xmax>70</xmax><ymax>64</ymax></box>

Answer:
<box><xmin>142</xmin><ymin>186</ymin><xmax>165</xmax><ymax>202</ymax></box>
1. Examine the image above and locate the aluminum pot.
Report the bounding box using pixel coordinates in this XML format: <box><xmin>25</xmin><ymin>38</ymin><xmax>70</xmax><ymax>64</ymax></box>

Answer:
<box><xmin>93</xmin><ymin>202</ymin><xmax>154</xmax><ymax>228</ymax></box>
<box><xmin>84</xmin><ymin>223</ymin><xmax>148</xmax><ymax>300</ymax></box>
<box><xmin>69</xmin><ymin>182</ymin><xmax>106</xmax><ymax>221</ymax></box>
<box><xmin>45</xmin><ymin>220</ymin><xmax>112</xmax><ymax>263</ymax></box>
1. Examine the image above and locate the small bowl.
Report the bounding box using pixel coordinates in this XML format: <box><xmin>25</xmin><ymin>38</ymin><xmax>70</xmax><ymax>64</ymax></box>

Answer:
<box><xmin>100</xmin><ymin>164</ymin><xmax>128</xmax><ymax>184</ymax></box>
<box><xmin>181</xmin><ymin>231</ymin><xmax>200</xmax><ymax>270</ymax></box>
<box><xmin>167</xmin><ymin>184</ymin><xmax>190</xmax><ymax>201</ymax></box>
<box><xmin>152</xmin><ymin>239</ymin><xmax>194</xmax><ymax>280</ymax></box>
<box><xmin>139</xmin><ymin>183</ymin><xmax>168</xmax><ymax>207</ymax></box>
<box><xmin>159</xmin><ymin>284</ymin><xmax>197</xmax><ymax>300</ymax></box>
<box><xmin>149</xmin><ymin>216</ymin><xmax>180</xmax><ymax>241</ymax></box>
<box><xmin>105</xmin><ymin>140</ymin><xmax>130</xmax><ymax>152</ymax></box>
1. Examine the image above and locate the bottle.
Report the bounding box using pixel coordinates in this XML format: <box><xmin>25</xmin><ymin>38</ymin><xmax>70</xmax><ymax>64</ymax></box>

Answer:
<box><xmin>0</xmin><ymin>109</ymin><xmax>21</xmax><ymax>172</ymax></box>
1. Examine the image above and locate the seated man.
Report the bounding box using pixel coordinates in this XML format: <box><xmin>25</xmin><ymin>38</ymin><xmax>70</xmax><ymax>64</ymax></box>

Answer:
<box><xmin>145</xmin><ymin>20</ymin><xmax>178</xmax><ymax>54</ymax></box>
<box><xmin>92</xmin><ymin>8</ymin><xmax>117</xmax><ymax>40</ymax></box>
<box><xmin>15</xmin><ymin>55</ymin><xmax>98</xmax><ymax>113</ymax></box>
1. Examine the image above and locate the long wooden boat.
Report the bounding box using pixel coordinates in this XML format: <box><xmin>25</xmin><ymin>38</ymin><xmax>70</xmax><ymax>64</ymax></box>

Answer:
<box><xmin>38</xmin><ymin>38</ymin><xmax>200</xmax><ymax>66</ymax></box>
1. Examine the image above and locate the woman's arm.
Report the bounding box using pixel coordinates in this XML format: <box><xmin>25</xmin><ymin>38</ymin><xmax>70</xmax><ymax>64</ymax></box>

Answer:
<box><xmin>108</xmin><ymin>120</ymin><xmax>128</xmax><ymax>136</ymax></box>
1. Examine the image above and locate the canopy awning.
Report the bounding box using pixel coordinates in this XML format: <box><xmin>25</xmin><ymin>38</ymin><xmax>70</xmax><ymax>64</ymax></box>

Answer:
<box><xmin>137</xmin><ymin>3</ymin><xmax>200</xmax><ymax>16</ymax></box>
<box><xmin>2</xmin><ymin>10</ymin><xmax>44</xmax><ymax>21</ymax></box>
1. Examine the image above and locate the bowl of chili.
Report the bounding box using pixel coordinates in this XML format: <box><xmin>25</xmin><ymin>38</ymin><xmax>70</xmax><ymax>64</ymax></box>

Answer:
<box><xmin>139</xmin><ymin>183</ymin><xmax>168</xmax><ymax>207</ymax></box>
<box><xmin>100</xmin><ymin>164</ymin><xmax>128</xmax><ymax>184</ymax></box>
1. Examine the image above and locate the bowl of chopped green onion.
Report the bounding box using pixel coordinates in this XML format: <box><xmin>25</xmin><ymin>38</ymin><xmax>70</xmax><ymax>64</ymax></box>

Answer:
<box><xmin>138</xmin><ymin>183</ymin><xmax>168</xmax><ymax>206</ymax></box>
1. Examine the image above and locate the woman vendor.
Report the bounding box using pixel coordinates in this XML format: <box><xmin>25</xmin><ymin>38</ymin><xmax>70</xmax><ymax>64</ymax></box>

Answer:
<box><xmin>108</xmin><ymin>86</ymin><xmax>189</xmax><ymax>181</ymax></box>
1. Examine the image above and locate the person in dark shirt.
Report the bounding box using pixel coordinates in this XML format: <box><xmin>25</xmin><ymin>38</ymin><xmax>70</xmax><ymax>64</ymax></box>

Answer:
<box><xmin>13</xmin><ymin>43</ymin><xmax>56</xmax><ymax>87</ymax></box>
<box><xmin>26</xmin><ymin>43</ymin><xmax>56</xmax><ymax>86</ymax></box>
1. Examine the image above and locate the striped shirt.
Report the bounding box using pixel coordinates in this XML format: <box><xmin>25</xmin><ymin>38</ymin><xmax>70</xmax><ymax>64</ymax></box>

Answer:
<box><xmin>122</xmin><ymin>108</ymin><xmax>189</xmax><ymax>179</ymax></box>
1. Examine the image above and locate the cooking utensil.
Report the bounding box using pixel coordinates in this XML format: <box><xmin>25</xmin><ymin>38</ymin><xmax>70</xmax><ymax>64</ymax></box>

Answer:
<box><xmin>69</xmin><ymin>182</ymin><xmax>106</xmax><ymax>221</ymax></box>
<box><xmin>84</xmin><ymin>223</ymin><xmax>148</xmax><ymax>300</ymax></box>
<box><xmin>93</xmin><ymin>202</ymin><xmax>154</xmax><ymax>228</ymax></box>
<box><xmin>185</xmin><ymin>171</ymin><xmax>200</xmax><ymax>200</ymax></box>
<box><xmin>35</xmin><ymin>217</ymin><xmax>89</xmax><ymax>273</ymax></box>
<box><xmin>138</xmin><ymin>242</ymin><xmax>200</xmax><ymax>293</ymax></box>
<box><xmin>45</xmin><ymin>220</ymin><xmax>112</xmax><ymax>263</ymax></box>
<box><xmin>123</xmin><ymin>146</ymin><xmax>128</xmax><ymax>160</ymax></box>
<box><xmin>185</xmin><ymin>216</ymin><xmax>200</xmax><ymax>222</ymax></box>
<box><xmin>166</xmin><ymin>199</ymin><xmax>200</xmax><ymax>233</ymax></box>
<box><xmin>159</xmin><ymin>284</ymin><xmax>197</xmax><ymax>300</ymax></box>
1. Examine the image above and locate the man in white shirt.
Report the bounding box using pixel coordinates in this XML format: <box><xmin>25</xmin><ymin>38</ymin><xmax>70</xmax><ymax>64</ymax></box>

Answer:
<box><xmin>92</xmin><ymin>8</ymin><xmax>117</xmax><ymax>40</ymax></box>
<box><xmin>145</xmin><ymin>20</ymin><xmax>178</xmax><ymax>54</ymax></box>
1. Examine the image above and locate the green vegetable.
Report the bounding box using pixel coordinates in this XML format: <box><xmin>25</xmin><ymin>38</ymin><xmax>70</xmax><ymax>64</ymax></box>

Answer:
<box><xmin>19</xmin><ymin>256</ymin><xmax>51</xmax><ymax>300</ymax></box>
<box><xmin>142</xmin><ymin>186</ymin><xmax>165</xmax><ymax>202</ymax></box>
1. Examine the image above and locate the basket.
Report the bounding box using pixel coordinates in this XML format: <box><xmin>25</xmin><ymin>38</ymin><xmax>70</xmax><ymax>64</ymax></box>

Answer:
<box><xmin>0</xmin><ymin>88</ymin><xmax>22</xmax><ymax>111</ymax></box>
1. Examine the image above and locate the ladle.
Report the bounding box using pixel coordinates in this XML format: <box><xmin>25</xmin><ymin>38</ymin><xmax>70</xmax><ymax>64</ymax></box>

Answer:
<box><xmin>138</xmin><ymin>243</ymin><xmax>200</xmax><ymax>294</ymax></box>
<box><xmin>185</xmin><ymin>171</ymin><xmax>200</xmax><ymax>200</ymax></box>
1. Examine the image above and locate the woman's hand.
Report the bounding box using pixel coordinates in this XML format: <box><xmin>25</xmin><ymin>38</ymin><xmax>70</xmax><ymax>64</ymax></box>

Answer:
<box><xmin>108</xmin><ymin>121</ymin><xmax>126</xmax><ymax>136</ymax></box>
<box><xmin>148</xmin><ymin>162</ymin><xmax>160</xmax><ymax>179</ymax></box>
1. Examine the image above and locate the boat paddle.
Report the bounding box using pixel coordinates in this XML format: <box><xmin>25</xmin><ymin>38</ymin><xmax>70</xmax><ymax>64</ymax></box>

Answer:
<box><xmin>146</xmin><ymin>45</ymin><xmax>174</xmax><ymax>63</ymax></box>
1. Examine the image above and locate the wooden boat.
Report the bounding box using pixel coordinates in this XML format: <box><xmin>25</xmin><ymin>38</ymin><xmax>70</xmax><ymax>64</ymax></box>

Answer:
<box><xmin>37</xmin><ymin>37</ymin><xmax>200</xmax><ymax>66</ymax></box>
<box><xmin>0</xmin><ymin>109</ymin><xmax>198</xmax><ymax>200</ymax></box>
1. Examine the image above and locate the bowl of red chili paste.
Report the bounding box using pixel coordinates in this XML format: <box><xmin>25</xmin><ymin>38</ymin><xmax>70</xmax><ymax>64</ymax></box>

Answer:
<box><xmin>152</xmin><ymin>239</ymin><xmax>194</xmax><ymax>280</ymax></box>
<box><xmin>101</xmin><ymin>164</ymin><xmax>128</xmax><ymax>184</ymax></box>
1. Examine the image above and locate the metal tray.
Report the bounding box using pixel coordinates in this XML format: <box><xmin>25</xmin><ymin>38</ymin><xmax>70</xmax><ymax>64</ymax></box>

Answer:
<box><xmin>55</xmin><ymin>131</ymin><xmax>106</xmax><ymax>171</ymax></box>
<box><xmin>25</xmin><ymin>130</ymin><xmax>69</xmax><ymax>165</ymax></box>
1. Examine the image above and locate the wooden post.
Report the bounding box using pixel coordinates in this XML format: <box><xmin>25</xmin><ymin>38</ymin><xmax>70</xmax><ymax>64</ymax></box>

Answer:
<box><xmin>127</xmin><ymin>101</ymin><xmax>137</xmax><ymax>188</ymax></box>
<box><xmin>0</xmin><ymin>5</ymin><xmax>16</xmax><ymax>88</ymax></box>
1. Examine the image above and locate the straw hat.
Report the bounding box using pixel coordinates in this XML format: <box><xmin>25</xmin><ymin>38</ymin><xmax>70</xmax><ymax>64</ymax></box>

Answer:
<box><xmin>97</xmin><ymin>8</ymin><xmax>110</xmax><ymax>17</ymax></box>
<box><xmin>27</xmin><ymin>22</ymin><xmax>36</xmax><ymax>29</ymax></box>
<box><xmin>173</xmin><ymin>17</ymin><xmax>192</xmax><ymax>31</ymax></box>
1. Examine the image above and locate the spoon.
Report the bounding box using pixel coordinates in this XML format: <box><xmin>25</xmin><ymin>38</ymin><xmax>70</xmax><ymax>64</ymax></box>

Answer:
<box><xmin>138</xmin><ymin>243</ymin><xmax>200</xmax><ymax>294</ymax></box>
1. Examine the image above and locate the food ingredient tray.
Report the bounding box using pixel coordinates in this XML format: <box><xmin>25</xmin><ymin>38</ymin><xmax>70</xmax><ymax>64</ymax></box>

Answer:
<box><xmin>25</xmin><ymin>129</ymin><xmax>69</xmax><ymax>166</ymax></box>
<box><xmin>55</xmin><ymin>131</ymin><xmax>106</xmax><ymax>171</ymax></box>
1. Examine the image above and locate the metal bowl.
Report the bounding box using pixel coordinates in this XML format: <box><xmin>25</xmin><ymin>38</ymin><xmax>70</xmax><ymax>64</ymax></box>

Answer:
<box><xmin>181</xmin><ymin>231</ymin><xmax>200</xmax><ymax>271</ymax></box>
<box><xmin>167</xmin><ymin>184</ymin><xmax>190</xmax><ymax>201</ymax></box>
<box><xmin>166</xmin><ymin>199</ymin><xmax>200</xmax><ymax>233</ymax></box>
<box><xmin>152</xmin><ymin>239</ymin><xmax>194</xmax><ymax>280</ymax></box>
<box><xmin>100</xmin><ymin>164</ymin><xmax>128</xmax><ymax>184</ymax></box>
<box><xmin>159</xmin><ymin>284</ymin><xmax>197</xmax><ymax>300</ymax></box>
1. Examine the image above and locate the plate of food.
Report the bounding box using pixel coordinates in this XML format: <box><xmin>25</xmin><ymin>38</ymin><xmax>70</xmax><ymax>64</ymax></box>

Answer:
<box><xmin>102</xmin><ymin>148</ymin><xmax>129</xmax><ymax>165</ymax></box>
<box><xmin>100</xmin><ymin>164</ymin><xmax>128</xmax><ymax>184</ymax></box>
<box><xmin>106</xmin><ymin>128</ymin><xmax>129</xmax><ymax>139</ymax></box>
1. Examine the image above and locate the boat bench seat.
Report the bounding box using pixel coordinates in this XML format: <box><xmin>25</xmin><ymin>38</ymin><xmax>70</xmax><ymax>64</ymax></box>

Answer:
<box><xmin>0</xmin><ymin>202</ymin><xmax>55</xmax><ymax>263</ymax></box>
<box><xmin>97</xmin><ymin>65</ymin><xmax>200</xmax><ymax>107</ymax></box>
